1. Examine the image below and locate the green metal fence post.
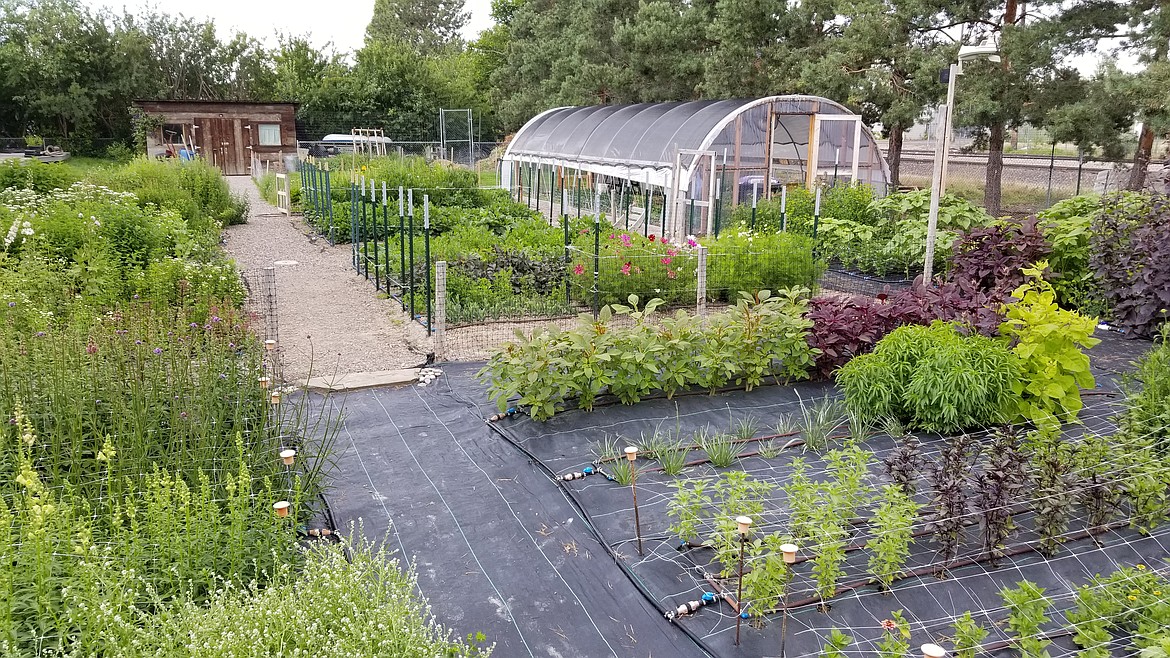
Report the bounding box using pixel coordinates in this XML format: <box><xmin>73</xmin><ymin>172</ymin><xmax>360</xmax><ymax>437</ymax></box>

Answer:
<box><xmin>535</xmin><ymin>166</ymin><xmax>542</xmax><ymax>217</ymax></box>
<box><xmin>751</xmin><ymin>182</ymin><xmax>758</xmax><ymax>231</ymax></box>
<box><xmin>562</xmin><ymin>188</ymin><xmax>570</xmax><ymax>307</ymax></box>
<box><xmin>687</xmin><ymin>198</ymin><xmax>695</xmax><ymax>236</ymax></box>
<box><xmin>811</xmin><ymin>187</ymin><xmax>822</xmax><ymax>257</ymax></box>
<box><xmin>324</xmin><ymin>165</ymin><xmax>334</xmax><ymax>244</ymax></box>
<box><xmin>624</xmin><ymin>182</ymin><xmax>630</xmax><ymax>231</ymax></box>
<box><xmin>350</xmin><ymin>178</ymin><xmax>358</xmax><ymax>269</ymax></box>
<box><xmin>382</xmin><ymin>182</ymin><xmax>389</xmax><ymax>292</ymax></box>
<box><xmin>399</xmin><ymin>186</ymin><xmax>406</xmax><ymax>306</ymax></box>
<box><xmin>424</xmin><ymin>195</ymin><xmax>432</xmax><ymax>336</ymax></box>
<box><xmin>643</xmin><ymin>185</ymin><xmax>650</xmax><ymax>237</ymax></box>
<box><xmin>714</xmin><ymin>179</ymin><xmax>723</xmax><ymax>236</ymax></box>
<box><xmin>780</xmin><ymin>185</ymin><xmax>788</xmax><ymax>233</ymax></box>
<box><xmin>408</xmin><ymin>188</ymin><xmax>415</xmax><ymax>323</ymax></box>
<box><xmin>592</xmin><ymin>201</ymin><xmax>600</xmax><ymax>321</ymax></box>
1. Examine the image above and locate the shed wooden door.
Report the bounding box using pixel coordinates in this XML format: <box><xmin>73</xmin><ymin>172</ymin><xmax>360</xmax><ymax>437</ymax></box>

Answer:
<box><xmin>200</xmin><ymin>118</ymin><xmax>245</xmax><ymax>175</ymax></box>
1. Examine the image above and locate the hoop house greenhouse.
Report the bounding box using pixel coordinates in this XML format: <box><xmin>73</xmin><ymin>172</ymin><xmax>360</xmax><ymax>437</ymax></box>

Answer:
<box><xmin>500</xmin><ymin>95</ymin><xmax>892</xmax><ymax>239</ymax></box>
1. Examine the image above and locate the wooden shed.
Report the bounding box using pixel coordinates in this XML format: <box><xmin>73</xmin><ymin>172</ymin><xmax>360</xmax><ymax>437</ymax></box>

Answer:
<box><xmin>134</xmin><ymin>100</ymin><xmax>299</xmax><ymax>176</ymax></box>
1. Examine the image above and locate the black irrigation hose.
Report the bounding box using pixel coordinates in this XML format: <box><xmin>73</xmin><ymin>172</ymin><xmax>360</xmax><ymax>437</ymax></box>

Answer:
<box><xmin>478</xmin><ymin>417</ymin><xmax>722</xmax><ymax>658</ymax></box>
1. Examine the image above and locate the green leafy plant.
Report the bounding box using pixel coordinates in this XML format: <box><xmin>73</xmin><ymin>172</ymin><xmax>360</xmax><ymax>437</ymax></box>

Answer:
<box><xmin>811</xmin><ymin>509</ymin><xmax>848</xmax><ymax>610</ymax></box>
<box><xmin>667</xmin><ymin>480</ymin><xmax>710</xmax><ymax>543</ymax></box>
<box><xmin>698</xmin><ymin>430</ymin><xmax>741</xmax><ymax>468</ymax></box>
<box><xmin>1000</xmin><ymin>580</ymin><xmax>1053</xmax><ymax>658</ymax></box>
<box><xmin>1067</xmin><ymin>564</ymin><xmax>1170</xmax><ymax>657</ymax></box>
<box><xmin>999</xmin><ymin>263</ymin><xmax>1099</xmax><ymax>429</ymax></box>
<box><xmin>838</xmin><ymin>322</ymin><xmax>1021</xmax><ymax>433</ymax></box>
<box><xmin>876</xmin><ymin>610</ymin><xmax>911</xmax><ymax>658</ymax></box>
<box><xmin>798</xmin><ymin>396</ymin><xmax>847</xmax><ymax>452</ymax></box>
<box><xmin>657</xmin><ymin>441</ymin><xmax>690</xmax><ymax>476</ymax></box>
<box><xmin>818</xmin><ymin>628</ymin><xmax>853</xmax><ymax>658</ymax></box>
<box><xmin>952</xmin><ymin>611</ymin><xmax>989</xmax><ymax>658</ymax></box>
<box><xmin>1074</xmin><ymin>433</ymin><xmax>1124</xmax><ymax>533</ymax></box>
<box><xmin>867</xmin><ymin>485</ymin><xmax>921</xmax><ymax>590</ymax></box>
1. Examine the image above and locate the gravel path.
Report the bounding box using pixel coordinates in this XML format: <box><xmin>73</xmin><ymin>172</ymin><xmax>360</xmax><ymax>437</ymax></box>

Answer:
<box><xmin>222</xmin><ymin>176</ymin><xmax>429</xmax><ymax>383</ymax></box>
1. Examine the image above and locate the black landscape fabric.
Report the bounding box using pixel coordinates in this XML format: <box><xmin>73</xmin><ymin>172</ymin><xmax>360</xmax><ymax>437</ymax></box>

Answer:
<box><xmin>326</xmin><ymin>331</ymin><xmax>1162</xmax><ymax>658</ymax></box>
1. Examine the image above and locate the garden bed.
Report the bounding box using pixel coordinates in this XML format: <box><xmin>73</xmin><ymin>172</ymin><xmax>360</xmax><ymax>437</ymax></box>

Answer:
<box><xmin>471</xmin><ymin>332</ymin><xmax>1165</xmax><ymax>656</ymax></box>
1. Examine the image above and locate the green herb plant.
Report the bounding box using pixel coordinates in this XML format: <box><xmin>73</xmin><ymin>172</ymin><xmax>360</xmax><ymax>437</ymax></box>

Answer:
<box><xmin>952</xmin><ymin>611</ymin><xmax>989</xmax><ymax>658</ymax></box>
<box><xmin>867</xmin><ymin>485</ymin><xmax>921</xmax><ymax>590</ymax></box>
<box><xmin>1000</xmin><ymin>580</ymin><xmax>1053</xmax><ymax>658</ymax></box>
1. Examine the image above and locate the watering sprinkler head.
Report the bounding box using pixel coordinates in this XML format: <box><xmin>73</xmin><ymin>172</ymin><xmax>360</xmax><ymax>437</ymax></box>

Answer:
<box><xmin>258</xmin><ymin>376</ymin><xmax>270</xmax><ymax>390</ymax></box>
<box><xmin>921</xmin><ymin>644</ymin><xmax>947</xmax><ymax>658</ymax></box>
<box><xmin>736</xmin><ymin>516</ymin><xmax>753</xmax><ymax>537</ymax></box>
<box><xmin>269</xmin><ymin>391</ymin><xmax>281</xmax><ymax>405</ymax></box>
<box><xmin>624</xmin><ymin>446</ymin><xmax>638</xmax><ymax>462</ymax></box>
<box><xmin>264</xmin><ymin>339</ymin><xmax>277</xmax><ymax>351</ymax></box>
<box><xmin>273</xmin><ymin>500</ymin><xmax>290</xmax><ymax>517</ymax></box>
<box><xmin>780</xmin><ymin>543</ymin><xmax>799</xmax><ymax>564</ymax></box>
<box><xmin>279</xmin><ymin>448</ymin><xmax>296</xmax><ymax>466</ymax></box>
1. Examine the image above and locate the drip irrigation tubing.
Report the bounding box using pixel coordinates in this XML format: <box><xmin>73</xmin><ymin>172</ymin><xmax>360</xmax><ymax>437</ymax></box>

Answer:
<box><xmin>453</xmin><ymin>392</ymin><xmax>721</xmax><ymax>657</ymax></box>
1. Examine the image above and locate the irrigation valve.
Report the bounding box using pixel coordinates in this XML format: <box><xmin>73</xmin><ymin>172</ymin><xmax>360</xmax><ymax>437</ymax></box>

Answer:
<box><xmin>561</xmin><ymin>466</ymin><xmax>596</xmax><ymax>481</ymax></box>
<box><xmin>736</xmin><ymin>516</ymin><xmax>753</xmax><ymax>537</ymax></box>
<box><xmin>624</xmin><ymin>446</ymin><xmax>639</xmax><ymax>462</ymax></box>
<box><xmin>780</xmin><ymin>543</ymin><xmax>799</xmax><ymax>564</ymax></box>
<box><xmin>273</xmin><ymin>501</ymin><xmax>290</xmax><ymax>518</ymax></box>
<box><xmin>279</xmin><ymin>448</ymin><xmax>296</xmax><ymax>466</ymax></box>
<box><xmin>921</xmin><ymin>644</ymin><xmax>947</xmax><ymax>658</ymax></box>
<box><xmin>665</xmin><ymin>592</ymin><xmax>720</xmax><ymax>620</ymax></box>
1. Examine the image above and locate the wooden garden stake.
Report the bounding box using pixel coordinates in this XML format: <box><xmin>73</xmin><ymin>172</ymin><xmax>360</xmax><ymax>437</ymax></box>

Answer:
<box><xmin>626</xmin><ymin>446</ymin><xmax>643</xmax><ymax>556</ymax></box>
<box><xmin>779</xmin><ymin>543</ymin><xmax>799</xmax><ymax>658</ymax></box>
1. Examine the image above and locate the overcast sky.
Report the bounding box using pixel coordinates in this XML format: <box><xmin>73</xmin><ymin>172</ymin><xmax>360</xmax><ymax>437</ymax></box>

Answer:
<box><xmin>83</xmin><ymin>0</ymin><xmax>496</xmax><ymax>54</ymax></box>
<box><xmin>83</xmin><ymin>0</ymin><xmax>1132</xmax><ymax>75</ymax></box>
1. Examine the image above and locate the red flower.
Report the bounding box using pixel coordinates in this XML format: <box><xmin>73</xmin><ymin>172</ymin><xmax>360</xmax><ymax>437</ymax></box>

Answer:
<box><xmin>85</xmin><ymin>342</ymin><xmax>98</xmax><ymax>355</ymax></box>
<box><xmin>648</xmin><ymin>234</ymin><xmax>656</xmax><ymax>242</ymax></box>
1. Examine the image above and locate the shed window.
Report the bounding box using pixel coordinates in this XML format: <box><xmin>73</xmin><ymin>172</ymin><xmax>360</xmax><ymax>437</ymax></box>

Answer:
<box><xmin>258</xmin><ymin>124</ymin><xmax>281</xmax><ymax>146</ymax></box>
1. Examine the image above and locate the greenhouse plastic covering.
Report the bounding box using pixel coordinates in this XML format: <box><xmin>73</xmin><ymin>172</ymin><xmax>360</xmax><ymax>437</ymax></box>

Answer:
<box><xmin>502</xmin><ymin>95</ymin><xmax>891</xmax><ymax>193</ymax></box>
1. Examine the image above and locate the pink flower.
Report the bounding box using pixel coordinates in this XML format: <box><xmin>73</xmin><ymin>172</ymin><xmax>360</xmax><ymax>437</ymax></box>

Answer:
<box><xmin>608</xmin><ymin>233</ymin><xmax>616</xmax><ymax>240</ymax></box>
<box><xmin>573</xmin><ymin>264</ymin><xmax>585</xmax><ymax>276</ymax></box>
<box><xmin>880</xmin><ymin>619</ymin><xmax>897</xmax><ymax>631</ymax></box>
<box><xmin>661</xmin><ymin>257</ymin><xmax>672</xmax><ymax>265</ymax></box>
<box><xmin>686</xmin><ymin>237</ymin><xmax>699</xmax><ymax>248</ymax></box>
<box><xmin>620</xmin><ymin>262</ymin><xmax>632</xmax><ymax>276</ymax></box>
<box><xmin>85</xmin><ymin>342</ymin><xmax>98</xmax><ymax>355</ymax></box>
<box><xmin>667</xmin><ymin>270</ymin><xmax>677</xmax><ymax>279</ymax></box>
<box><xmin>666</xmin><ymin>247</ymin><xmax>677</xmax><ymax>257</ymax></box>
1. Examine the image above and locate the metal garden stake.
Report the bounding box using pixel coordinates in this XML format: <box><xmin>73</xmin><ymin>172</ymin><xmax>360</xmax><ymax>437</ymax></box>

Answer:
<box><xmin>735</xmin><ymin>515</ymin><xmax>752</xmax><ymax>646</ymax></box>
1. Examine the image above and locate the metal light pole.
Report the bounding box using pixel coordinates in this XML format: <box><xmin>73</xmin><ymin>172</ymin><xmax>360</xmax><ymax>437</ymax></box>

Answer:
<box><xmin>923</xmin><ymin>63</ymin><xmax>958</xmax><ymax>283</ymax></box>
<box><xmin>734</xmin><ymin>516</ymin><xmax>753</xmax><ymax>646</ymax></box>
<box><xmin>923</xmin><ymin>39</ymin><xmax>1000</xmax><ymax>282</ymax></box>
<box><xmin>626</xmin><ymin>446</ymin><xmax>643</xmax><ymax>556</ymax></box>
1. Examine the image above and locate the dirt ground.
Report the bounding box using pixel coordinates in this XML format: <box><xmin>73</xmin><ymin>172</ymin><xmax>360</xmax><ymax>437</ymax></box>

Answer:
<box><xmin>222</xmin><ymin>176</ymin><xmax>430</xmax><ymax>383</ymax></box>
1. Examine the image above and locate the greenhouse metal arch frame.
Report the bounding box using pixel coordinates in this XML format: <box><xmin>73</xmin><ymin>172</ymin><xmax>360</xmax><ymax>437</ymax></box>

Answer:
<box><xmin>500</xmin><ymin>95</ymin><xmax>892</xmax><ymax>240</ymax></box>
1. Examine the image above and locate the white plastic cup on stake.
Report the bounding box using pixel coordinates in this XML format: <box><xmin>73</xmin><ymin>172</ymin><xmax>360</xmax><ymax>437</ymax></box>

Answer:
<box><xmin>922</xmin><ymin>644</ymin><xmax>947</xmax><ymax>658</ymax></box>
<box><xmin>780</xmin><ymin>543</ymin><xmax>799</xmax><ymax>564</ymax></box>
<box><xmin>736</xmin><ymin>516</ymin><xmax>753</xmax><ymax>536</ymax></box>
<box><xmin>279</xmin><ymin>448</ymin><xmax>296</xmax><ymax>466</ymax></box>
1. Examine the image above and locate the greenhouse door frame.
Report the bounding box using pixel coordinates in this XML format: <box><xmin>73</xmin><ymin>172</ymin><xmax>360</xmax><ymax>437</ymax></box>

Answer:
<box><xmin>805</xmin><ymin>114</ymin><xmax>863</xmax><ymax>188</ymax></box>
<box><xmin>667</xmin><ymin>148</ymin><xmax>717</xmax><ymax>241</ymax></box>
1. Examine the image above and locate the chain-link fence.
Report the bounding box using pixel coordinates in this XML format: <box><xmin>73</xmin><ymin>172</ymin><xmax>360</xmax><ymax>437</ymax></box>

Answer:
<box><xmin>898</xmin><ymin>151</ymin><xmax>1170</xmax><ymax>214</ymax></box>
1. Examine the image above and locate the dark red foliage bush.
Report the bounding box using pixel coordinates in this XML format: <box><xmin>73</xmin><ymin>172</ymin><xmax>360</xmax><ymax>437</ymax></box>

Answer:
<box><xmin>808</xmin><ymin>279</ymin><xmax>1003</xmax><ymax>378</ymax></box>
<box><xmin>1090</xmin><ymin>193</ymin><xmax>1170</xmax><ymax>336</ymax></box>
<box><xmin>806</xmin><ymin>295</ymin><xmax>898</xmax><ymax>378</ymax></box>
<box><xmin>948</xmin><ymin>217</ymin><xmax>1051</xmax><ymax>299</ymax></box>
